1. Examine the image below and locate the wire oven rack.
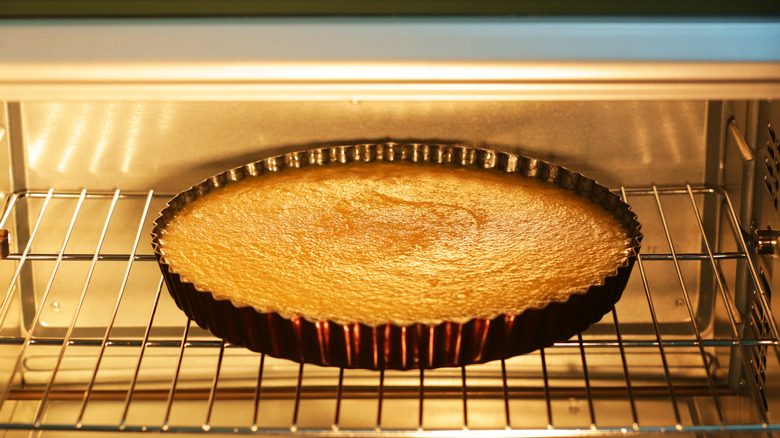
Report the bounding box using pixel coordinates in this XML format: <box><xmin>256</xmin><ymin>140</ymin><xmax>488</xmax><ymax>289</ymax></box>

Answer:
<box><xmin>0</xmin><ymin>185</ymin><xmax>779</xmax><ymax>436</ymax></box>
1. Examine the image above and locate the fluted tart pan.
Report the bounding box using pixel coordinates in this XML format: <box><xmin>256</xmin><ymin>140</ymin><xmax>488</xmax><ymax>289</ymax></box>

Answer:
<box><xmin>151</xmin><ymin>143</ymin><xmax>642</xmax><ymax>370</ymax></box>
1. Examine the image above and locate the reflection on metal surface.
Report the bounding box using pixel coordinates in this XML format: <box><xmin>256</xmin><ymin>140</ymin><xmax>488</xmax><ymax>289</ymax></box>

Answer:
<box><xmin>0</xmin><ymin>229</ymin><xmax>8</xmax><ymax>259</ymax></box>
<box><xmin>57</xmin><ymin>105</ymin><xmax>90</xmax><ymax>174</ymax></box>
<box><xmin>121</xmin><ymin>103</ymin><xmax>145</xmax><ymax>174</ymax></box>
<box><xmin>89</xmin><ymin>103</ymin><xmax>118</xmax><ymax>174</ymax></box>
<box><xmin>729</xmin><ymin>118</ymin><xmax>755</xmax><ymax>163</ymax></box>
<box><xmin>19</xmin><ymin>101</ymin><xmax>706</xmax><ymax>191</ymax></box>
<box><xmin>25</xmin><ymin>103</ymin><xmax>62</xmax><ymax>168</ymax></box>
<box><xmin>755</xmin><ymin>229</ymin><xmax>780</xmax><ymax>255</ymax></box>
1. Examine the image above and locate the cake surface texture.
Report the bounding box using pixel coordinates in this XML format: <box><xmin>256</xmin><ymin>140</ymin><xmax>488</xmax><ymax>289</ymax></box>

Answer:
<box><xmin>158</xmin><ymin>161</ymin><xmax>633</xmax><ymax>327</ymax></box>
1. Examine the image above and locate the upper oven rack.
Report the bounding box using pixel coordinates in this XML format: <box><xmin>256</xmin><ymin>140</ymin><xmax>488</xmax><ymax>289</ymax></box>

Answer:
<box><xmin>0</xmin><ymin>185</ymin><xmax>778</xmax><ymax>435</ymax></box>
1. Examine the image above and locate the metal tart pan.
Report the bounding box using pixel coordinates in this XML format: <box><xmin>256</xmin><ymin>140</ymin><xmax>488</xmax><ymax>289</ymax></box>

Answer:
<box><xmin>151</xmin><ymin>143</ymin><xmax>642</xmax><ymax>370</ymax></box>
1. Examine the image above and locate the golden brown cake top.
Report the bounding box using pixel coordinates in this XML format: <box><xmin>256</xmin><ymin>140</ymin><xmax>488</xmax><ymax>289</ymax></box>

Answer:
<box><xmin>159</xmin><ymin>161</ymin><xmax>632</xmax><ymax>326</ymax></box>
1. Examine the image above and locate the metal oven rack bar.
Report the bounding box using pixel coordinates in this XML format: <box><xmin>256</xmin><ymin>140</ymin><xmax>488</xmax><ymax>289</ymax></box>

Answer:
<box><xmin>0</xmin><ymin>185</ymin><xmax>778</xmax><ymax>435</ymax></box>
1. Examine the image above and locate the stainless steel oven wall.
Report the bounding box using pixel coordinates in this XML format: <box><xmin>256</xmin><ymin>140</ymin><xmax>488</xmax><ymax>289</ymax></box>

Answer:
<box><xmin>5</xmin><ymin>98</ymin><xmax>777</xmax><ymax>434</ymax></box>
<box><xmin>0</xmin><ymin>104</ymin><xmax>10</xmax><ymax>197</ymax></box>
<box><xmin>747</xmin><ymin>99</ymin><xmax>780</xmax><ymax>420</ymax></box>
<box><xmin>6</xmin><ymin>100</ymin><xmax>711</xmax><ymax>334</ymax></box>
<box><xmin>13</xmin><ymin>101</ymin><xmax>707</xmax><ymax>192</ymax></box>
<box><xmin>0</xmin><ymin>103</ymin><xmax>17</xmax><ymax>396</ymax></box>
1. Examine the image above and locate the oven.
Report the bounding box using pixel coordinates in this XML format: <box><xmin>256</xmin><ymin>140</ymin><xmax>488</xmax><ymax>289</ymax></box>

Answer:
<box><xmin>1</xmin><ymin>15</ymin><xmax>780</xmax><ymax>437</ymax></box>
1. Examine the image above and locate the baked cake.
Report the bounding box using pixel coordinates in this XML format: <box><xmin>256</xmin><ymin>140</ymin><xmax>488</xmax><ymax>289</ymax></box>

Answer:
<box><xmin>152</xmin><ymin>144</ymin><xmax>641</xmax><ymax>369</ymax></box>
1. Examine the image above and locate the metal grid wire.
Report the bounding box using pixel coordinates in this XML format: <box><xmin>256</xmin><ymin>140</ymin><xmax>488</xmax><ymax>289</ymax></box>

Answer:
<box><xmin>0</xmin><ymin>185</ymin><xmax>779</xmax><ymax>435</ymax></box>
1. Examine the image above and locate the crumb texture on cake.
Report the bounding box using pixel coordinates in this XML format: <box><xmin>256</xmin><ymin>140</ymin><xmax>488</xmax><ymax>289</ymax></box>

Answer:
<box><xmin>159</xmin><ymin>162</ymin><xmax>632</xmax><ymax>326</ymax></box>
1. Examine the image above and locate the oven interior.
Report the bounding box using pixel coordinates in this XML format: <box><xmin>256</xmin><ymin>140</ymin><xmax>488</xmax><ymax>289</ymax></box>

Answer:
<box><xmin>0</xmin><ymin>99</ymin><xmax>779</xmax><ymax>436</ymax></box>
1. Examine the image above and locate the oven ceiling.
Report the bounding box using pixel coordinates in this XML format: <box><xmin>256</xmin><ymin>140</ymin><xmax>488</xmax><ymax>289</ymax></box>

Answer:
<box><xmin>0</xmin><ymin>19</ymin><xmax>779</xmax><ymax>100</ymax></box>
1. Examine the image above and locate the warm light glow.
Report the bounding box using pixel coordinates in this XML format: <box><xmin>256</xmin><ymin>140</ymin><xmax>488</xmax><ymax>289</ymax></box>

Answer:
<box><xmin>57</xmin><ymin>105</ymin><xmax>90</xmax><ymax>174</ymax></box>
<box><xmin>27</xmin><ymin>103</ymin><xmax>62</xmax><ymax>168</ymax></box>
<box><xmin>120</xmin><ymin>103</ymin><xmax>145</xmax><ymax>174</ymax></box>
<box><xmin>88</xmin><ymin>103</ymin><xmax>117</xmax><ymax>174</ymax></box>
